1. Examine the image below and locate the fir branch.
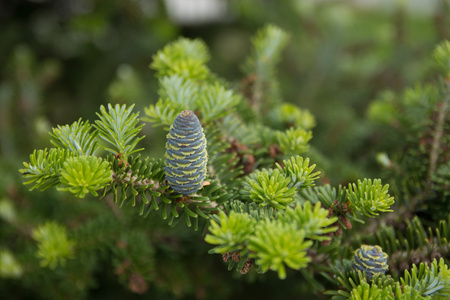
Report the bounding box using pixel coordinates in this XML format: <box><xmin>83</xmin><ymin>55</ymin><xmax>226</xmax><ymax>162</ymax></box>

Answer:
<box><xmin>243</xmin><ymin>24</ymin><xmax>290</xmax><ymax>115</ymax></box>
<box><xmin>277</xmin><ymin>155</ymin><xmax>320</xmax><ymax>189</ymax></box>
<box><xmin>20</xmin><ymin>148</ymin><xmax>72</xmax><ymax>191</ymax></box>
<box><xmin>58</xmin><ymin>156</ymin><xmax>112</xmax><ymax>198</ymax></box>
<box><xmin>32</xmin><ymin>222</ymin><xmax>75</xmax><ymax>269</ymax></box>
<box><xmin>203</xmin><ymin>125</ymin><xmax>243</xmax><ymax>186</ymax></box>
<box><xmin>248</xmin><ymin>219</ymin><xmax>312</xmax><ymax>279</ymax></box>
<box><xmin>280</xmin><ymin>202</ymin><xmax>338</xmax><ymax>241</ymax></box>
<box><xmin>241</xmin><ymin>168</ymin><xmax>297</xmax><ymax>210</ymax></box>
<box><xmin>144</xmin><ymin>75</ymin><xmax>199</xmax><ymax>128</ymax></box>
<box><xmin>150</xmin><ymin>37</ymin><xmax>210</xmax><ymax>80</ymax></box>
<box><xmin>400</xmin><ymin>258</ymin><xmax>450</xmax><ymax>299</ymax></box>
<box><xmin>105</xmin><ymin>154</ymin><xmax>164</xmax><ymax>213</ymax></box>
<box><xmin>50</xmin><ymin>118</ymin><xmax>99</xmax><ymax>156</ymax></box>
<box><xmin>221</xmin><ymin>200</ymin><xmax>278</xmax><ymax>222</ymax></box>
<box><xmin>94</xmin><ymin>104</ymin><xmax>144</xmax><ymax>158</ymax></box>
<box><xmin>198</xmin><ymin>82</ymin><xmax>241</xmax><ymax>123</ymax></box>
<box><xmin>205</xmin><ymin>211</ymin><xmax>256</xmax><ymax>254</ymax></box>
<box><xmin>269</xmin><ymin>103</ymin><xmax>316</xmax><ymax>130</ymax></box>
<box><xmin>276</xmin><ymin>127</ymin><xmax>312</xmax><ymax>155</ymax></box>
<box><xmin>346</xmin><ymin>179</ymin><xmax>395</xmax><ymax>218</ymax></box>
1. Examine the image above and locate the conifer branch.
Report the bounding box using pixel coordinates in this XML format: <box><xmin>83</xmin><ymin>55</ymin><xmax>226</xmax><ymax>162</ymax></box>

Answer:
<box><xmin>94</xmin><ymin>104</ymin><xmax>145</xmax><ymax>158</ymax></box>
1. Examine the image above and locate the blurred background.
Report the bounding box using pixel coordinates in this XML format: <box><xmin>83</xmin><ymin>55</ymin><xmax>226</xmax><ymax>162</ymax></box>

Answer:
<box><xmin>0</xmin><ymin>0</ymin><xmax>449</xmax><ymax>299</ymax></box>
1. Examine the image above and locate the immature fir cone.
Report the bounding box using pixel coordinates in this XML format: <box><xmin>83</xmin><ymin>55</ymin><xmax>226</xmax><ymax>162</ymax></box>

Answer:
<box><xmin>352</xmin><ymin>245</ymin><xmax>389</xmax><ymax>280</ymax></box>
<box><xmin>165</xmin><ymin>110</ymin><xmax>208</xmax><ymax>195</ymax></box>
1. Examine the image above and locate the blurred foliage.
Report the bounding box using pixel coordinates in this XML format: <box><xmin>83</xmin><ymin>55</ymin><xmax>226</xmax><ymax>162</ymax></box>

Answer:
<box><xmin>1</xmin><ymin>0</ymin><xmax>449</xmax><ymax>299</ymax></box>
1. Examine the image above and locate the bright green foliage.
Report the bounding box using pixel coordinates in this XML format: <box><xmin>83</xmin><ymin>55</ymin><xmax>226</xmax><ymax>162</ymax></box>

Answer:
<box><xmin>145</xmin><ymin>75</ymin><xmax>200</xmax><ymax>127</ymax></box>
<box><xmin>348</xmin><ymin>281</ymin><xmax>387</xmax><ymax>300</ymax></box>
<box><xmin>347</xmin><ymin>282</ymin><xmax>428</xmax><ymax>300</ymax></box>
<box><xmin>400</xmin><ymin>259</ymin><xmax>450</xmax><ymax>299</ymax></box>
<box><xmin>276</xmin><ymin>127</ymin><xmax>312</xmax><ymax>155</ymax></box>
<box><xmin>434</xmin><ymin>40</ymin><xmax>450</xmax><ymax>77</ymax></box>
<box><xmin>32</xmin><ymin>222</ymin><xmax>75</xmax><ymax>269</ymax></box>
<box><xmin>150</xmin><ymin>37</ymin><xmax>210</xmax><ymax>80</ymax></box>
<box><xmin>198</xmin><ymin>82</ymin><xmax>242</xmax><ymax>123</ymax></box>
<box><xmin>299</xmin><ymin>180</ymin><xmax>394</xmax><ymax>224</ymax></box>
<box><xmin>0</xmin><ymin>249</ymin><xmax>23</xmax><ymax>278</ymax></box>
<box><xmin>58</xmin><ymin>156</ymin><xmax>112</xmax><ymax>198</ymax></box>
<box><xmin>241</xmin><ymin>155</ymin><xmax>320</xmax><ymax>210</ymax></box>
<box><xmin>300</xmin><ymin>184</ymin><xmax>347</xmax><ymax>208</ymax></box>
<box><xmin>242</xmin><ymin>168</ymin><xmax>297</xmax><ymax>210</ymax></box>
<box><xmin>270</xmin><ymin>103</ymin><xmax>316</xmax><ymax>130</ymax></box>
<box><xmin>145</xmin><ymin>75</ymin><xmax>241</xmax><ymax>128</ymax></box>
<box><xmin>50</xmin><ymin>119</ymin><xmax>99</xmax><ymax>156</ymax></box>
<box><xmin>205</xmin><ymin>211</ymin><xmax>256</xmax><ymax>254</ymax></box>
<box><xmin>346</xmin><ymin>179</ymin><xmax>394</xmax><ymax>217</ymax></box>
<box><xmin>248</xmin><ymin>220</ymin><xmax>312</xmax><ymax>279</ymax></box>
<box><xmin>280</xmin><ymin>202</ymin><xmax>338</xmax><ymax>240</ymax></box>
<box><xmin>278</xmin><ymin>155</ymin><xmax>320</xmax><ymax>189</ymax></box>
<box><xmin>94</xmin><ymin>104</ymin><xmax>144</xmax><ymax>158</ymax></box>
<box><xmin>394</xmin><ymin>285</ymin><xmax>430</xmax><ymax>300</ymax></box>
<box><xmin>20</xmin><ymin>148</ymin><xmax>72</xmax><ymax>191</ymax></box>
<box><xmin>248</xmin><ymin>24</ymin><xmax>290</xmax><ymax>70</ymax></box>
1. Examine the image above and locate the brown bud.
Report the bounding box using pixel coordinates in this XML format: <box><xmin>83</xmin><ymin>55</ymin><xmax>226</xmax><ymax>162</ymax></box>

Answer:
<box><xmin>222</xmin><ymin>252</ymin><xmax>231</xmax><ymax>262</ymax></box>
<box><xmin>231</xmin><ymin>251</ymin><xmax>241</xmax><ymax>262</ymax></box>
<box><xmin>240</xmin><ymin>259</ymin><xmax>253</xmax><ymax>274</ymax></box>
<box><xmin>339</xmin><ymin>215</ymin><xmax>352</xmax><ymax>230</ymax></box>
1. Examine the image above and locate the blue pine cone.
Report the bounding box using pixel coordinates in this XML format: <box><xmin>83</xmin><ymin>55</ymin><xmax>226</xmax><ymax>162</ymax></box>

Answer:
<box><xmin>352</xmin><ymin>245</ymin><xmax>389</xmax><ymax>280</ymax></box>
<box><xmin>165</xmin><ymin>110</ymin><xmax>208</xmax><ymax>195</ymax></box>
